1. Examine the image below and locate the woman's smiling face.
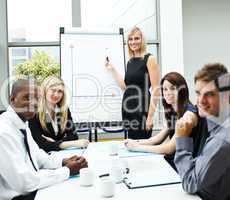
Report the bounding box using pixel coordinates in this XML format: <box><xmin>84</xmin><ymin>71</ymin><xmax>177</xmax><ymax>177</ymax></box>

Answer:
<box><xmin>162</xmin><ymin>80</ymin><xmax>178</xmax><ymax>106</ymax></box>
<box><xmin>128</xmin><ymin>31</ymin><xmax>142</xmax><ymax>52</ymax></box>
<box><xmin>46</xmin><ymin>84</ymin><xmax>64</xmax><ymax>106</ymax></box>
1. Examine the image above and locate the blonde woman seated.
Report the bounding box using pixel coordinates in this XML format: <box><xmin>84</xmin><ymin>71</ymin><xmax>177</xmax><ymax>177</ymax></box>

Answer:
<box><xmin>125</xmin><ymin>72</ymin><xmax>203</xmax><ymax>157</ymax></box>
<box><xmin>29</xmin><ymin>75</ymin><xmax>89</xmax><ymax>152</ymax></box>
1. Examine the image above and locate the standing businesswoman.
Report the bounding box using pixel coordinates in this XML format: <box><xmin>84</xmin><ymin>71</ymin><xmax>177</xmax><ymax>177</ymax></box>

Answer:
<box><xmin>124</xmin><ymin>72</ymin><xmax>206</xmax><ymax>159</ymax></box>
<box><xmin>106</xmin><ymin>27</ymin><xmax>160</xmax><ymax>139</ymax></box>
<box><xmin>29</xmin><ymin>75</ymin><xmax>89</xmax><ymax>152</ymax></box>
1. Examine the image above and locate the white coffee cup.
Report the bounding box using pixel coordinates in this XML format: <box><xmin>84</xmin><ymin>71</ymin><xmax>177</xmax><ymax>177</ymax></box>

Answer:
<box><xmin>108</xmin><ymin>143</ymin><xmax>119</xmax><ymax>156</ymax></box>
<box><xmin>99</xmin><ymin>177</ymin><xmax>115</xmax><ymax>198</ymax></box>
<box><xmin>79</xmin><ymin>168</ymin><xmax>94</xmax><ymax>186</ymax></box>
<box><xmin>110</xmin><ymin>166</ymin><xmax>123</xmax><ymax>183</ymax></box>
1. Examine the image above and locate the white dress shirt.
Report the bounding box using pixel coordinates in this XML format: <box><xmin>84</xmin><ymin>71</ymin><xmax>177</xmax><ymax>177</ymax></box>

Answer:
<box><xmin>0</xmin><ymin>106</ymin><xmax>70</xmax><ymax>200</ymax></box>
<box><xmin>46</xmin><ymin>109</ymin><xmax>58</xmax><ymax>136</ymax></box>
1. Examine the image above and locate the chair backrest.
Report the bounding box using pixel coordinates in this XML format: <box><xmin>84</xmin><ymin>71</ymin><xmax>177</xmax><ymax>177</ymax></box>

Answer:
<box><xmin>75</xmin><ymin>128</ymin><xmax>92</xmax><ymax>142</ymax></box>
<box><xmin>95</xmin><ymin>127</ymin><xmax>127</xmax><ymax>142</ymax></box>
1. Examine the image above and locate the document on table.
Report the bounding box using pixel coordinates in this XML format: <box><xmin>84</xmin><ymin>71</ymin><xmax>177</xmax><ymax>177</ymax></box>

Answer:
<box><xmin>89</xmin><ymin>141</ymin><xmax>156</xmax><ymax>157</ymax></box>
<box><xmin>119</xmin><ymin>148</ymin><xmax>155</xmax><ymax>157</ymax></box>
<box><xmin>123</xmin><ymin>156</ymin><xmax>181</xmax><ymax>189</ymax></box>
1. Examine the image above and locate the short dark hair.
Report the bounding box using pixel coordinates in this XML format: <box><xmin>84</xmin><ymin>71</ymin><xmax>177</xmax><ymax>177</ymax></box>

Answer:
<box><xmin>194</xmin><ymin>63</ymin><xmax>228</xmax><ymax>85</ymax></box>
<box><xmin>11</xmin><ymin>78</ymin><xmax>37</xmax><ymax>97</ymax></box>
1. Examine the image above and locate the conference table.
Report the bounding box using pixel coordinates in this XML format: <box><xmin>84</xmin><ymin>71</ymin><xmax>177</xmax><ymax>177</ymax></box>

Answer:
<box><xmin>35</xmin><ymin>141</ymin><xmax>200</xmax><ymax>200</ymax></box>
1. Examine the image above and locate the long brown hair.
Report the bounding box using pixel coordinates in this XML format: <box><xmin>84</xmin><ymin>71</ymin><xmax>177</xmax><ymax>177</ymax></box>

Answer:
<box><xmin>161</xmin><ymin>72</ymin><xmax>190</xmax><ymax>129</ymax></box>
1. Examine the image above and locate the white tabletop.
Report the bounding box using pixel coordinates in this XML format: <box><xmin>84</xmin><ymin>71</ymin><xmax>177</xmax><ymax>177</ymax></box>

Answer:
<box><xmin>35</xmin><ymin>141</ymin><xmax>200</xmax><ymax>200</ymax></box>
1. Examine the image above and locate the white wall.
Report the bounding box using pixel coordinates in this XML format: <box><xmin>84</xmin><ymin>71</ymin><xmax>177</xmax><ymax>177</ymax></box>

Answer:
<box><xmin>183</xmin><ymin>0</ymin><xmax>230</xmax><ymax>102</ymax></box>
<box><xmin>159</xmin><ymin>0</ymin><xmax>184</xmax><ymax>76</ymax></box>
<box><xmin>0</xmin><ymin>0</ymin><xmax>9</xmax><ymax>110</ymax></box>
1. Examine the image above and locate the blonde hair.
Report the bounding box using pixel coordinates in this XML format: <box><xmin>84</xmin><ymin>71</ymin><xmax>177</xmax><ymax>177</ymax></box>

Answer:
<box><xmin>38</xmin><ymin>75</ymin><xmax>68</xmax><ymax>134</ymax></box>
<box><xmin>127</xmin><ymin>27</ymin><xmax>147</xmax><ymax>59</ymax></box>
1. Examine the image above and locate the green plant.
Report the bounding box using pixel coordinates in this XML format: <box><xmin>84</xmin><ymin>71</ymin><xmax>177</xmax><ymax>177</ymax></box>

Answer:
<box><xmin>13</xmin><ymin>50</ymin><xmax>60</xmax><ymax>85</ymax></box>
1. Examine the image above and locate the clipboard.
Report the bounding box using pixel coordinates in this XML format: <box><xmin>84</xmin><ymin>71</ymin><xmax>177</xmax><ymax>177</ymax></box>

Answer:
<box><xmin>122</xmin><ymin>160</ymin><xmax>181</xmax><ymax>189</ymax></box>
<box><xmin>123</xmin><ymin>176</ymin><xmax>181</xmax><ymax>189</ymax></box>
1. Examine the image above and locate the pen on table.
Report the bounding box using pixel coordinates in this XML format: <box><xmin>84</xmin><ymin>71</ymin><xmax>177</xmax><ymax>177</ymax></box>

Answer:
<box><xmin>99</xmin><ymin>173</ymin><xmax>110</xmax><ymax>178</ymax></box>
<box><xmin>80</xmin><ymin>147</ymin><xmax>87</xmax><ymax>156</ymax></box>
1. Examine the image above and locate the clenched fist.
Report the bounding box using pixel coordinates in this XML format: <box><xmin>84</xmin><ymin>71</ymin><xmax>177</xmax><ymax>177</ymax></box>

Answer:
<box><xmin>175</xmin><ymin>118</ymin><xmax>194</xmax><ymax>137</ymax></box>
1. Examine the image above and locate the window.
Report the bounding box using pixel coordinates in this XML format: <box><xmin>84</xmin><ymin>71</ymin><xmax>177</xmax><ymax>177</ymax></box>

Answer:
<box><xmin>7</xmin><ymin>0</ymin><xmax>159</xmax><ymax>78</ymax></box>
<box><xmin>7</xmin><ymin>0</ymin><xmax>71</xmax><ymax>79</ymax></box>
<box><xmin>7</xmin><ymin>0</ymin><xmax>72</xmax><ymax>42</ymax></box>
<box><xmin>11</xmin><ymin>48</ymin><xmax>27</xmax><ymax>57</ymax></box>
<box><xmin>81</xmin><ymin>0</ymin><xmax>158</xmax><ymax>40</ymax></box>
<box><xmin>9</xmin><ymin>46</ymin><xmax>59</xmax><ymax>78</ymax></box>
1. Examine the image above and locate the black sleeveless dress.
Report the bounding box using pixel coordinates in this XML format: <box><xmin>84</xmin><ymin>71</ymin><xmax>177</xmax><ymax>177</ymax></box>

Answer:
<box><xmin>122</xmin><ymin>53</ymin><xmax>152</xmax><ymax>139</ymax></box>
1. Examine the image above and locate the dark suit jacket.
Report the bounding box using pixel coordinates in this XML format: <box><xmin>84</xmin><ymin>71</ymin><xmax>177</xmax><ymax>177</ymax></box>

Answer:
<box><xmin>29</xmin><ymin>109</ymin><xmax>78</xmax><ymax>152</ymax></box>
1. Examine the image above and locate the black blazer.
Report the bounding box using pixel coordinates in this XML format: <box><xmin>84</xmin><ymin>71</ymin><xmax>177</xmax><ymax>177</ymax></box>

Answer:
<box><xmin>29</xmin><ymin>108</ymin><xmax>78</xmax><ymax>152</ymax></box>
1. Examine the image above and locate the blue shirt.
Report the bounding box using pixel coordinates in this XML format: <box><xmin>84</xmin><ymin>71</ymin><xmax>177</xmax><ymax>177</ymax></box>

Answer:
<box><xmin>174</xmin><ymin>114</ymin><xmax>230</xmax><ymax>200</ymax></box>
